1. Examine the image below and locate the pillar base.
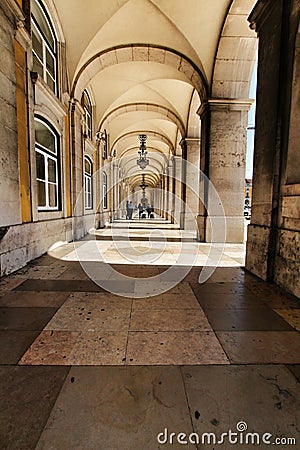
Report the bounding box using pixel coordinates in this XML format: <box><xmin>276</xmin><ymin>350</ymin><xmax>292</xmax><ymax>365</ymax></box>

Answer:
<box><xmin>245</xmin><ymin>224</ymin><xmax>270</xmax><ymax>280</ymax></box>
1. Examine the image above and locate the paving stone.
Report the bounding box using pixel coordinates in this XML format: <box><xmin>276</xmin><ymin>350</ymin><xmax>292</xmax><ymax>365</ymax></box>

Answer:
<box><xmin>130</xmin><ymin>309</ymin><xmax>212</xmax><ymax>332</ymax></box>
<box><xmin>14</xmin><ymin>279</ymin><xmax>106</xmax><ymax>292</ymax></box>
<box><xmin>19</xmin><ymin>330</ymin><xmax>128</xmax><ymax>366</ymax></box>
<box><xmin>274</xmin><ymin>309</ymin><xmax>300</xmax><ymax>331</ymax></box>
<box><xmin>0</xmin><ymin>307</ymin><xmax>57</xmax><ymax>331</ymax></box>
<box><xmin>204</xmin><ymin>308</ymin><xmax>294</xmax><ymax>331</ymax></box>
<box><xmin>0</xmin><ymin>330</ymin><xmax>40</xmax><ymax>364</ymax></box>
<box><xmin>0</xmin><ymin>366</ymin><xmax>69</xmax><ymax>449</ymax></box>
<box><xmin>126</xmin><ymin>331</ymin><xmax>229</xmax><ymax>365</ymax></box>
<box><xmin>44</xmin><ymin>306</ymin><xmax>131</xmax><ymax>332</ymax></box>
<box><xmin>216</xmin><ymin>331</ymin><xmax>300</xmax><ymax>364</ymax></box>
<box><xmin>35</xmin><ymin>366</ymin><xmax>196</xmax><ymax>450</ymax></box>
<box><xmin>181</xmin><ymin>365</ymin><xmax>300</xmax><ymax>450</ymax></box>
<box><xmin>0</xmin><ymin>291</ymin><xmax>70</xmax><ymax>307</ymax></box>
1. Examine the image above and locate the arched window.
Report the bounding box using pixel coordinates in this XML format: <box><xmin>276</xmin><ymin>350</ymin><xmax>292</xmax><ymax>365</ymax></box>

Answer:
<box><xmin>84</xmin><ymin>156</ymin><xmax>93</xmax><ymax>209</ymax></box>
<box><xmin>35</xmin><ymin>117</ymin><xmax>60</xmax><ymax>210</ymax></box>
<box><xmin>82</xmin><ymin>90</ymin><xmax>92</xmax><ymax>139</ymax></box>
<box><xmin>103</xmin><ymin>171</ymin><xmax>108</xmax><ymax>209</ymax></box>
<box><xmin>31</xmin><ymin>0</ymin><xmax>57</xmax><ymax>94</ymax></box>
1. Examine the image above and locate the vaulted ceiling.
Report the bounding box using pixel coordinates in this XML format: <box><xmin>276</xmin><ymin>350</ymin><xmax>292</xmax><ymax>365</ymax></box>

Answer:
<box><xmin>52</xmin><ymin>0</ymin><xmax>256</xmax><ymax>188</ymax></box>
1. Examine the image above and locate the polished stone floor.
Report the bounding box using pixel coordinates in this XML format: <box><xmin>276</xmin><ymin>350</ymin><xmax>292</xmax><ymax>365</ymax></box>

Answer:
<box><xmin>0</xmin><ymin>225</ymin><xmax>299</xmax><ymax>448</ymax></box>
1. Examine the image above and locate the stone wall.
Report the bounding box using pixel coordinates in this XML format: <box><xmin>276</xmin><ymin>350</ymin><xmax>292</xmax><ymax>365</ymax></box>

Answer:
<box><xmin>0</xmin><ymin>2</ymin><xmax>22</xmax><ymax>227</ymax></box>
<box><xmin>246</xmin><ymin>0</ymin><xmax>300</xmax><ymax>298</ymax></box>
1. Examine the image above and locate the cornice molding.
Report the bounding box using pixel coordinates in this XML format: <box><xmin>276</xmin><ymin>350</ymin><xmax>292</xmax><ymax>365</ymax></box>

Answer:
<box><xmin>198</xmin><ymin>98</ymin><xmax>254</xmax><ymax>116</ymax></box>
<box><xmin>248</xmin><ymin>0</ymin><xmax>279</xmax><ymax>32</ymax></box>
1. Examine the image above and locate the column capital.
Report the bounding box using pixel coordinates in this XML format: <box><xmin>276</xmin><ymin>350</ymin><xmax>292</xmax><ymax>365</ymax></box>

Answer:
<box><xmin>248</xmin><ymin>0</ymin><xmax>278</xmax><ymax>33</ymax></box>
<box><xmin>198</xmin><ymin>98</ymin><xmax>254</xmax><ymax>116</ymax></box>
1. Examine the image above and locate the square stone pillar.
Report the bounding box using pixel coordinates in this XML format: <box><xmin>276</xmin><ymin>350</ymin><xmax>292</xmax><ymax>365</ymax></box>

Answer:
<box><xmin>173</xmin><ymin>155</ymin><xmax>183</xmax><ymax>226</ymax></box>
<box><xmin>200</xmin><ymin>99</ymin><xmax>252</xmax><ymax>243</ymax></box>
<box><xmin>180</xmin><ymin>138</ymin><xmax>201</xmax><ymax>231</ymax></box>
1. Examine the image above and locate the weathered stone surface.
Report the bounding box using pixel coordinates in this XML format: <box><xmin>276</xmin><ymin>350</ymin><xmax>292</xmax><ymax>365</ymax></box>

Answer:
<box><xmin>245</xmin><ymin>225</ymin><xmax>270</xmax><ymax>280</ymax></box>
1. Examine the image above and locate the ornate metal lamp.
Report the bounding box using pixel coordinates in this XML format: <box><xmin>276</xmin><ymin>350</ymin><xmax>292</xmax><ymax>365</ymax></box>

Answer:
<box><xmin>137</xmin><ymin>134</ymin><xmax>149</xmax><ymax>169</ymax></box>
<box><xmin>139</xmin><ymin>174</ymin><xmax>148</xmax><ymax>205</ymax></box>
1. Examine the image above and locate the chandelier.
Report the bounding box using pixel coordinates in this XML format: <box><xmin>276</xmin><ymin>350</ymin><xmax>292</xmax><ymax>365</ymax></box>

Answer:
<box><xmin>136</xmin><ymin>134</ymin><xmax>149</xmax><ymax>169</ymax></box>
<box><xmin>139</xmin><ymin>174</ymin><xmax>148</xmax><ymax>204</ymax></box>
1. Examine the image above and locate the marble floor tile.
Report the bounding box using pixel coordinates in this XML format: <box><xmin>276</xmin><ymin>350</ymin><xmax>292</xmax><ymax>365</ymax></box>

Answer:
<box><xmin>44</xmin><ymin>307</ymin><xmax>131</xmax><ymax>332</ymax></box>
<box><xmin>130</xmin><ymin>309</ymin><xmax>212</xmax><ymax>332</ymax></box>
<box><xmin>216</xmin><ymin>331</ymin><xmax>300</xmax><ymax>363</ymax></box>
<box><xmin>0</xmin><ymin>291</ymin><xmax>70</xmax><ymax>308</ymax></box>
<box><xmin>68</xmin><ymin>331</ymin><xmax>128</xmax><ymax>365</ymax></box>
<box><xmin>286</xmin><ymin>364</ymin><xmax>300</xmax><ymax>382</ymax></box>
<box><xmin>0</xmin><ymin>366</ymin><xmax>69</xmax><ymax>449</ymax></box>
<box><xmin>275</xmin><ymin>309</ymin><xmax>300</xmax><ymax>331</ymax></box>
<box><xmin>191</xmin><ymin>282</ymin><xmax>267</xmax><ymax>303</ymax></box>
<box><xmin>204</xmin><ymin>308</ymin><xmax>294</xmax><ymax>331</ymax></box>
<box><xmin>19</xmin><ymin>330</ymin><xmax>128</xmax><ymax>366</ymax></box>
<box><xmin>244</xmin><ymin>281</ymin><xmax>300</xmax><ymax>308</ymax></box>
<box><xmin>15</xmin><ymin>279</ymin><xmax>105</xmax><ymax>292</ymax></box>
<box><xmin>0</xmin><ymin>330</ymin><xmax>40</xmax><ymax>364</ymax></box>
<box><xmin>19</xmin><ymin>330</ymin><xmax>79</xmax><ymax>365</ymax></box>
<box><xmin>191</xmin><ymin>282</ymin><xmax>249</xmax><ymax>296</ymax></box>
<box><xmin>14</xmin><ymin>265</ymin><xmax>68</xmax><ymax>279</ymax></box>
<box><xmin>0</xmin><ymin>307</ymin><xmax>57</xmax><ymax>331</ymax></box>
<box><xmin>0</xmin><ymin>276</ymin><xmax>27</xmax><ymax>291</ymax></box>
<box><xmin>194</xmin><ymin>293</ymin><xmax>266</xmax><ymax>310</ymax></box>
<box><xmin>126</xmin><ymin>331</ymin><xmax>229</xmax><ymax>365</ymax></box>
<box><xmin>35</xmin><ymin>366</ymin><xmax>195</xmax><ymax>450</ymax></box>
<box><xmin>181</xmin><ymin>365</ymin><xmax>300</xmax><ymax>449</ymax></box>
<box><xmin>132</xmin><ymin>293</ymin><xmax>200</xmax><ymax>310</ymax></box>
<box><xmin>58</xmin><ymin>267</ymin><xmax>90</xmax><ymax>280</ymax></box>
<box><xmin>64</xmin><ymin>292</ymin><xmax>132</xmax><ymax>309</ymax></box>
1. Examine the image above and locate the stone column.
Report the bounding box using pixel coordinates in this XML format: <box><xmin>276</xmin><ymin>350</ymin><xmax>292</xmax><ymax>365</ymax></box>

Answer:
<box><xmin>180</xmin><ymin>138</ymin><xmax>201</xmax><ymax>231</ymax></box>
<box><xmin>201</xmin><ymin>99</ymin><xmax>252</xmax><ymax>243</ymax></box>
<box><xmin>173</xmin><ymin>155</ymin><xmax>183</xmax><ymax>227</ymax></box>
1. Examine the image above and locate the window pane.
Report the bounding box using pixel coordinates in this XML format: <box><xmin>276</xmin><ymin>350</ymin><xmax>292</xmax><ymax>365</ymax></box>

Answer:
<box><xmin>46</xmin><ymin>74</ymin><xmax>55</xmax><ymax>93</ymax></box>
<box><xmin>37</xmin><ymin>180</ymin><xmax>46</xmax><ymax>206</ymax></box>
<box><xmin>85</xmin><ymin>158</ymin><xmax>91</xmax><ymax>175</ymax></box>
<box><xmin>83</xmin><ymin>91</ymin><xmax>91</xmax><ymax>111</ymax></box>
<box><xmin>33</xmin><ymin>54</ymin><xmax>43</xmax><ymax>78</ymax></box>
<box><xmin>31</xmin><ymin>0</ymin><xmax>55</xmax><ymax>51</ymax></box>
<box><xmin>36</xmin><ymin>152</ymin><xmax>45</xmax><ymax>180</ymax></box>
<box><xmin>46</xmin><ymin>48</ymin><xmax>55</xmax><ymax>77</ymax></box>
<box><xmin>35</xmin><ymin>120</ymin><xmax>56</xmax><ymax>153</ymax></box>
<box><xmin>48</xmin><ymin>183</ymin><xmax>57</xmax><ymax>207</ymax></box>
<box><xmin>48</xmin><ymin>158</ymin><xmax>57</xmax><ymax>182</ymax></box>
<box><xmin>32</xmin><ymin>25</ymin><xmax>43</xmax><ymax>60</ymax></box>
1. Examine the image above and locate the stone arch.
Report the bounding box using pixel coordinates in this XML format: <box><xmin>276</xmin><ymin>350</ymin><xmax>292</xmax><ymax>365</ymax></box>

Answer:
<box><xmin>112</xmin><ymin>130</ymin><xmax>175</xmax><ymax>155</ymax></box>
<box><xmin>186</xmin><ymin>89</ymin><xmax>201</xmax><ymax>138</ymax></box>
<box><xmin>99</xmin><ymin>103</ymin><xmax>185</xmax><ymax>138</ymax></box>
<box><xmin>211</xmin><ymin>0</ymin><xmax>258</xmax><ymax>98</ymax></box>
<box><xmin>130</xmin><ymin>173</ymin><xmax>159</xmax><ymax>188</ymax></box>
<box><xmin>71</xmin><ymin>44</ymin><xmax>208</xmax><ymax>101</ymax></box>
<box><xmin>119</xmin><ymin>146</ymin><xmax>169</xmax><ymax>164</ymax></box>
<box><xmin>121</xmin><ymin>154</ymin><xmax>164</xmax><ymax>175</ymax></box>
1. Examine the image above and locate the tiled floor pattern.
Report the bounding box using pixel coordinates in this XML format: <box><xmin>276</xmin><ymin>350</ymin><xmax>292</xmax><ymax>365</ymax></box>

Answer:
<box><xmin>0</xmin><ymin>251</ymin><xmax>299</xmax><ymax>448</ymax></box>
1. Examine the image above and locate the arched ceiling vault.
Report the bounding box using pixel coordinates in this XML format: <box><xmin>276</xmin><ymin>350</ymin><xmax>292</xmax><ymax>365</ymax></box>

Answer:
<box><xmin>51</xmin><ymin>0</ymin><xmax>257</xmax><ymax>191</ymax></box>
<box><xmin>99</xmin><ymin>103</ymin><xmax>185</xmax><ymax>138</ymax></box>
<box><xmin>112</xmin><ymin>130</ymin><xmax>175</xmax><ymax>157</ymax></box>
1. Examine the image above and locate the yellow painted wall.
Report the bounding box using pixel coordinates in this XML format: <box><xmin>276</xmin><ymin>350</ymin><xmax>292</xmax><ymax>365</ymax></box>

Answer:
<box><xmin>15</xmin><ymin>39</ymin><xmax>32</xmax><ymax>223</ymax></box>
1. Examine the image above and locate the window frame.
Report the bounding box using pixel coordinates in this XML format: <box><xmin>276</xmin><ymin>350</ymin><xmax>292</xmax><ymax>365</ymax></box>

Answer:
<box><xmin>31</xmin><ymin>0</ymin><xmax>58</xmax><ymax>95</ymax></box>
<box><xmin>82</xmin><ymin>90</ymin><xmax>93</xmax><ymax>140</ymax></box>
<box><xmin>84</xmin><ymin>156</ymin><xmax>93</xmax><ymax>210</ymax></box>
<box><xmin>35</xmin><ymin>116</ymin><xmax>60</xmax><ymax>212</ymax></box>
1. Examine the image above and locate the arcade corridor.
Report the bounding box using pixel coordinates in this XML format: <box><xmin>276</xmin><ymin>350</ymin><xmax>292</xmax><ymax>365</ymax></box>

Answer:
<box><xmin>0</xmin><ymin>0</ymin><xmax>299</xmax><ymax>448</ymax></box>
